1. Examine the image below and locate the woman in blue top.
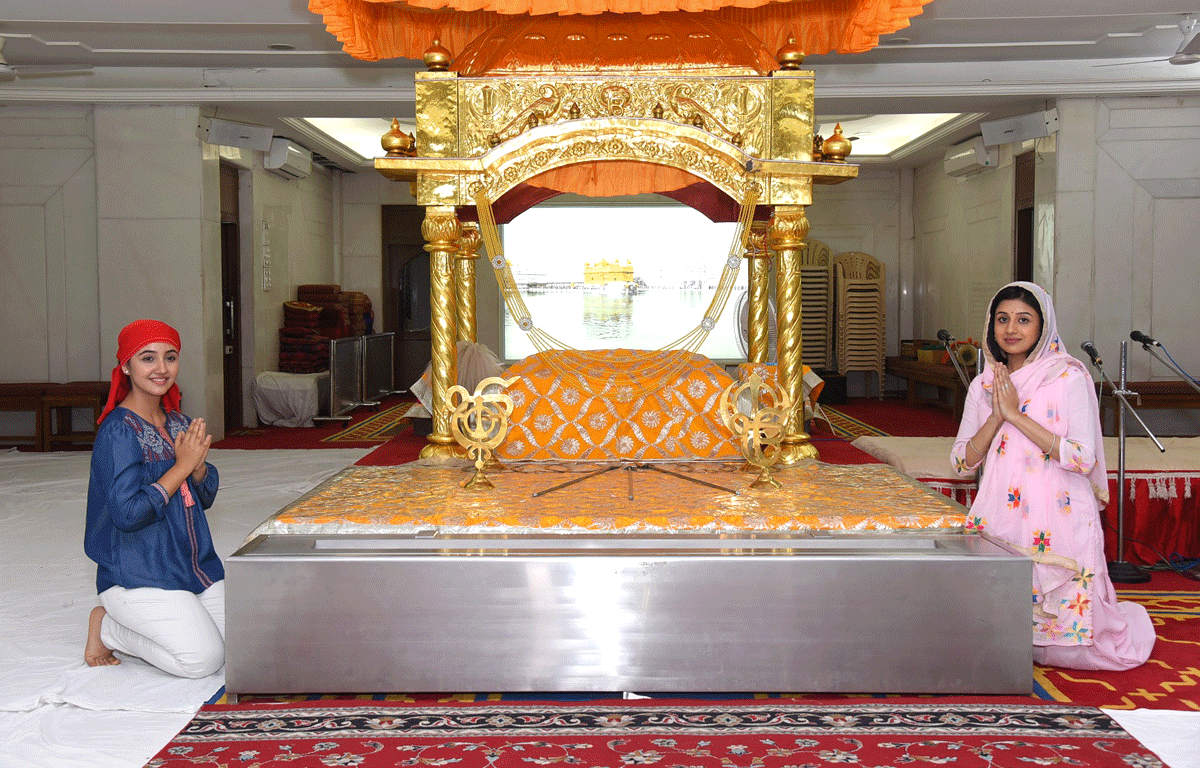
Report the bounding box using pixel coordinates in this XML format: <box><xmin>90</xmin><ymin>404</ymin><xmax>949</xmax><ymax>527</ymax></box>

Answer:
<box><xmin>83</xmin><ymin>319</ymin><xmax>225</xmax><ymax>678</ymax></box>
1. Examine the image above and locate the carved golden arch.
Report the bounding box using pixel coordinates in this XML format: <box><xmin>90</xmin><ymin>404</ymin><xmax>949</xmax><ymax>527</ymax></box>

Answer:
<box><xmin>471</xmin><ymin>118</ymin><xmax>760</xmax><ymax>203</ymax></box>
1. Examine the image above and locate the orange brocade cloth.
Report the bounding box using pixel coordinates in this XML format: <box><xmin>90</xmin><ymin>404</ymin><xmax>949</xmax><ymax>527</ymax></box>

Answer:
<box><xmin>259</xmin><ymin>463</ymin><xmax>966</xmax><ymax>535</ymax></box>
<box><xmin>497</xmin><ymin>349</ymin><xmax>742</xmax><ymax>462</ymax></box>
<box><xmin>308</xmin><ymin>0</ymin><xmax>932</xmax><ymax>65</ymax></box>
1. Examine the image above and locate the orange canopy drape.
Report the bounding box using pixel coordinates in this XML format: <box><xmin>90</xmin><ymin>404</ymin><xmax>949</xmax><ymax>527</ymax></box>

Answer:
<box><xmin>310</xmin><ymin>0</ymin><xmax>931</xmax><ymax>63</ymax></box>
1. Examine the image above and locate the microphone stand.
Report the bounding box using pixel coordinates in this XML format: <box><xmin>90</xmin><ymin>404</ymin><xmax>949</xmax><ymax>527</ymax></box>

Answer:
<box><xmin>1135</xmin><ymin>341</ymin><xmax>1200</xmax><ymax>397</ymax></box>
<box><xmin>941</xmin><ymin>335</ymin><xmax>972</xmax><ymax>389</ymax></box>
<box><xmin>1090</xmin><ymin>341</ymin><xmax>1164</xmax><ymax>584</ymax></box>
<box><xmin>1133</xmin><ymin>338</ymin><xmax>1200</xmax><ymax>581</ymax></box>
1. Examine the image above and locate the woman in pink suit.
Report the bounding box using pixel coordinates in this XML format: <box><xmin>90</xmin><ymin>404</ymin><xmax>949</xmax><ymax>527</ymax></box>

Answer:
<box><xmin>951</xmin><ymin>282</ymin><xmax>1155</xmax><ymax>670</ymax></box>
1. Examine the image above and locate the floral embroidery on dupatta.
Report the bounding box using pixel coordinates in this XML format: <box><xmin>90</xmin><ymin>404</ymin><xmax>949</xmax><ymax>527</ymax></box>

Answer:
<box><xmin>1032</xmin><ymin>530</ymin><xmax>1051</xmax><ymax>553</ymax></box>
<box><xmin>1007</xmin><ymin>487</ymin><xmax>1021</xmax><ymax>509</ymax></box>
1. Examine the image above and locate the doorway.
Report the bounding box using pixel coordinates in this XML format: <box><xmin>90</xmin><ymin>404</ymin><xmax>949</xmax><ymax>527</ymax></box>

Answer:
<box><xmin>382</xmin><ymin>205</ymin><xmax>432</xmax><ymax>390</ymax></box>
<box><xmin>219</xmin><ymin>163</ymin><xmax>244</xmax><ymax>433</ymax></box>
<box><xmin>1013</xmin><ymin>150</ymin><xmax>1035</xmax><ymax>282</ymax></box>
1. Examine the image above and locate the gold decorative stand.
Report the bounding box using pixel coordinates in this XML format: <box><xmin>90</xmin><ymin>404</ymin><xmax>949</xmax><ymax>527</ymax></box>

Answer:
<box><xmin>446</xmin><ymin>376</ymin><xmax>516</xmax><ymax>489</ymax></box>
<box><xmin>719</xmin><ymin>373</ymin><xmax>794</xmax><ymax>489</ymax></box>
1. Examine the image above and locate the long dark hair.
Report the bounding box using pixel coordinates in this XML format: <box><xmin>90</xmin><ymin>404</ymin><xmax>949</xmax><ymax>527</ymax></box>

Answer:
<box><xmin>987</xmin><ymin>285</ymin><xmax>1044</xmax><ymax>364</ymax></box>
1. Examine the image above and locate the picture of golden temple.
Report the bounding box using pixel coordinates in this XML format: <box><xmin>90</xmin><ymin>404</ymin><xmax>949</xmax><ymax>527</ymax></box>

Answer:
<box><xmin>583</xmin><ymin>258</ymin><xmax>635</xmax><ymax>286</ymax></box>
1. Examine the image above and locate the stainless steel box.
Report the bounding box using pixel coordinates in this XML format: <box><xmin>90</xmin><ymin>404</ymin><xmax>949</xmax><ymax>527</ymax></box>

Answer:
<box><xmin>226</xmin><ymin>532</ymin><xmax>1031</xmax><ymax>695</ymax></box>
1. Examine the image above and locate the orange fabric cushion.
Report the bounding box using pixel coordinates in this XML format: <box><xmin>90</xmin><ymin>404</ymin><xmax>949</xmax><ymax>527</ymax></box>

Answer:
<box><xmin>497</xmin><ymin>349</ymin><xmax>742</xmax><ymax>461</ymax></box>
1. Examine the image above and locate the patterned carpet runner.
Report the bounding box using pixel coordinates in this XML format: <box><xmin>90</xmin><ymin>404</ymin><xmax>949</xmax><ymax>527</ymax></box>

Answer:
<box><xmin>819</xmin><ymin>405</ymin><xmax>890</xmax><ymax>438</ymax></box>
<box><xmin>146</xmin><ymin>699</ymin><xmax>1160</xmax><ymax>767</ymax></box>
<box><xmin>320</xmin><ymin>401</ymin><xmax>416</xmax><ymax>443</ymax></box>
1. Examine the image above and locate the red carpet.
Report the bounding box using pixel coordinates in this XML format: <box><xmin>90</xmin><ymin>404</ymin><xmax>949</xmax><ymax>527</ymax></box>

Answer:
<box><xmin>824</xmin><ymin>398</ymin><xmax>961</xmax><ymax>437</ymax></box>
<box><xmin>212</xmin><ymin>394</ymin><xmax>418</xmax><ymax>451</ymax></box>
<box><xmin>146</xmin><ymin>698</ymin><xmax>1160</xmax><ymax>768</ymax></box>
<box><xmin>1040</xmin><ymin>570</ymin><xmax>1200</xmax><ymax>711</ymax></box>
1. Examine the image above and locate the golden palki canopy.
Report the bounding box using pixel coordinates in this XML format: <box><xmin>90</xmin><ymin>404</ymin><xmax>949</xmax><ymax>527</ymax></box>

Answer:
<box><xmin>347</xmin><ymin>0</ymin><xmax>896</xmax><ymax>464</ymax></box>
<box><xmin>310</xmin><ymin>0</ymin><xmax>931</xmax><ymax>63</ymax></box>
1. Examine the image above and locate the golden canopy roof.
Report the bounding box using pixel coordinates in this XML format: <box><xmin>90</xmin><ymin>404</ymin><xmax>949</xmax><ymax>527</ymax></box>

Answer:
<box><xmin>310</xmin><ymin>0</ymin><xmax>931</xmax><ymax>64</ymax></box>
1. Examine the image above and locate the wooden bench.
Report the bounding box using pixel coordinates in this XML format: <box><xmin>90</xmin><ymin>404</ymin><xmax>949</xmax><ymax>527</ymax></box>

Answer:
<box><xmin>0</xmin><ymin>382</ymin><xmax>53</xmax><ymax>450</ymax></box>
<box><xmin>42</xmin><ymin>381</ymin><xmax>110</xmax><ymax>450</ymax></box>
<box><xmin>1098</xmin><ymin>380</ymin><xmax>1200</xmax><ymax>434</ymax></box>
<box><xmin>885</xmin><ymin>356</ymin><xmax>971</xmax><ymax>419</ymax></box>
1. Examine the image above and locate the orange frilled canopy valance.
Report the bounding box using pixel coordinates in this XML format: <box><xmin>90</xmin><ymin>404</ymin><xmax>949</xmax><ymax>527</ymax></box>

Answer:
<box><xmin>310</xmin><ymin>0</ymin><xmax>931</xmax><ymax>63</ymax></box>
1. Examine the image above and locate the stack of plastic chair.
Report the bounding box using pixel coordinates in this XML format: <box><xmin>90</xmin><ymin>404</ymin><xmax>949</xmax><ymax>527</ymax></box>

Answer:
<box><xmin>833</xmin><ymin>251</ymin><xmax>885</xmax><ymax>399</ymax></box>
<box><xmin>799</xmin><ymin>239</ymin><xmax>833</xmax><ymax>371</ymax></box>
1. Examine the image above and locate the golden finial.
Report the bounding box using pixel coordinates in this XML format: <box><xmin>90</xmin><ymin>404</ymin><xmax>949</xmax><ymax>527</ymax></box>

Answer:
<box><xmin>652</xmin><ymin>103</ymin><xmax>665</xmax><ymax>119</ymax></box>
<box><xmin>822</xmin><ymin>123</ymin><xmax>852</xmax><ymax>163</ymax></box>
<box><xmin>423</xmin><ymin>38</ymin><xmax>452</xmax><ymax>71</ymax></box>
<box><xmin>776</xmin><ymin>34</ymin><xmax>805</xmax><ymax>70</ymax></box>
<box><xmin>568</xmin><ymin>102</ymin><xmax>581</xmax><ymax>119</ymax></box>
<box><xmin>380</xmin><ymin>117</ymin><xmax>415</xmax><ymax>157</ymax></box>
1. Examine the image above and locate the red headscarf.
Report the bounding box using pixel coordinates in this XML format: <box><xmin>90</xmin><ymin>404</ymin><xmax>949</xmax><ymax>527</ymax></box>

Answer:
<box><xmin>98</xmin><ymin>319</ymin><xmax>183</xmax><ymax>424</ymax></box>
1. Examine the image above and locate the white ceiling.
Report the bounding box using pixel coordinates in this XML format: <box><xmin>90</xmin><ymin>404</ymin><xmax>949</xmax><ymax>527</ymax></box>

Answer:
<box><xmin>2</xmin><ymin>1</ymin><xmax>1199</xmax><ymax>170</ymax></box>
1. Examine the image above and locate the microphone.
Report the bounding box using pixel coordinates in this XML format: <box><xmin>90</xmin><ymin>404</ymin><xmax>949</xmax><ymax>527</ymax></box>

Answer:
<box><xmin>1080</xmin><ymin>341</ymin><xmax>1103</xmax><ymax>367</ymax></box>
<box><xmin>1130</xmin><ymin>330</ymin><xmax>1160</xmax><ymax>347</ymax></box>
<box><xmin>937</xmin><ymin>329</ymin><xmax>953</xmax><ymax>344</ymax></box>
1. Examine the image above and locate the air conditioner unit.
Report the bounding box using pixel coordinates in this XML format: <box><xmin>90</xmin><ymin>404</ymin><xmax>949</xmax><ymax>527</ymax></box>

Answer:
<box><xmin>265</xmin><ymin>138</ymin><xmax>312</xmax><ymax>180</ymax></box>
<box><xmin>980</xmin><ymin>108</ymin><xmax>1059</xmax><ymax>147</ymax></box>
<box><xmin>943</xmin><ymin>137</ymin><xmax>998</xmax><ymax>178</ymax></box>
<box><xmin>202</xmin><ymin>118</ymin><xmax>274</xmax><ymax>151</ymax></box>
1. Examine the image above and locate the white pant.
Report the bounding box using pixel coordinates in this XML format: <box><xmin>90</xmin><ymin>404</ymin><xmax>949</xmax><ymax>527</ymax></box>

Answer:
<box><xmin>99</xmin><ymin>581</ymin><xmax>225</xmax><ymax>679</ymax></box>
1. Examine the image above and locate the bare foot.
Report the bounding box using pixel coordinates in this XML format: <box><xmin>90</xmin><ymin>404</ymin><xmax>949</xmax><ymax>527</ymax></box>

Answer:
<box><xmin>84</xmin><ymin>606</ymin><xmax>120</xmax><ymax>667</ymax></box>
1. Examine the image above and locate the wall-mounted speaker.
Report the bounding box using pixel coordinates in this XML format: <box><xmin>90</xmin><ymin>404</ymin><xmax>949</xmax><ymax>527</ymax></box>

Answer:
<box><xmin>203</xmin><ymin>118</ymin><xmax>274</xmax><ymax>151</ymax></box>
<box><xmin>980</xmin><ymin>109</ymin><xmax>1059</xmax><ymax>147</ymax></box>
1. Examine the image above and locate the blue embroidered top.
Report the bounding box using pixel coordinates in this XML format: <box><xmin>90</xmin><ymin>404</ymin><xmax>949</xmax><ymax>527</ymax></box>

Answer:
<box><xmin>84</xmin><ymin>407</ymin><xmax>223</xmax><ymax>594</ymax></box>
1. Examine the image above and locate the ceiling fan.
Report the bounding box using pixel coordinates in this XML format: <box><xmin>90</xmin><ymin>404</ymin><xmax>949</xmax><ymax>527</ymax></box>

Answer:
<box><xmin>1096</xmin><ymin>15</ymin><xmax>1200</xmax><ymax>67</ymax></box>
<box><xmin>0</xmin><ymin>39</ymin><xmax>94</xmax><ymax>82</ymax></box>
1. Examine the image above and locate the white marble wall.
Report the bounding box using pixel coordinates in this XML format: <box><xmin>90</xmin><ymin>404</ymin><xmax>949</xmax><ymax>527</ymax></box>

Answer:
<box><xmin>912</xmin><ymin>144</ymin><xmax>1017</xmax><ymax>345</ymax></box>
<box><xmin>93</xmin><ymin>105</ymin><xmax>225</xmax><ymax>435</ymax></box>
<box><xmin>0</xmin><ymin>105</ymin><xmax>99</xmax><ymax>383</ymax></box>
<box><xmin>1054</xmin><ymin>96</ymin><xmax>1200</xmax><ymax>381</ymax></box>
<box><xmin>1053</xmin><ymin>96</ymin><xmax>1200</xmax><ymax>433</ymax></box>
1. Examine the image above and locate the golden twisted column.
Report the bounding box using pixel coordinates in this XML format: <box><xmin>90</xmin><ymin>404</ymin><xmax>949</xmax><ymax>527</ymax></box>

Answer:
<box><xmin>768</xmin><ymin>206</ymin><xmax>818</xmax><ymax>462</ymax></box>
<box><xmin>420</xmin><ymin>206</ymin><xmax>463</xmax><ymax>461</ymax></box>
<box><xmin>745</xmin><ymin>221</ymin><xmax>771</xmax><ymax>364</ymax></box>
<box><xmin>454</xmin><ymin>223</ymin><xmax>481</xmax><ymax>344</ymax></box>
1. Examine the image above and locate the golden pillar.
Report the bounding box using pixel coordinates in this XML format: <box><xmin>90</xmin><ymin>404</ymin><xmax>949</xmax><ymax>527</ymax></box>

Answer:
<box><xmin>454</xmin><ymin>222</ymin><xmax>482</xmax><ymax>344</ymax></box>
<box><xmin>745</xmin><ymin>221</ymin><xmax>771</xmax><ymax>364</ymax></box>
<box><xmin>768</xmin><ymin>206</ymin><xmax>818</xmax><ymax>462</ymax></box>
<box><xmin>420</xmin><ymin>206</ymin><xmax>463</xmax><ymax>461</ymax></box>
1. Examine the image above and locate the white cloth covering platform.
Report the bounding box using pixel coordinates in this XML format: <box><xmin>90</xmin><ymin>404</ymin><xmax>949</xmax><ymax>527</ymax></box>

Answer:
<box><xmin>0</xmin><ymin>446</ymin><xmax>371</xmax><ymax>768</ymax></box>
<box><xmin>251</xmin><ymin>371</ymin><xmax>330</xmax><ymax>427</ymax></box>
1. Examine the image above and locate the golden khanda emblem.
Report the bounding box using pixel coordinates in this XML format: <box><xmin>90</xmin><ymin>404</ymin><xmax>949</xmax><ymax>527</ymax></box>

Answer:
<box><xmin>718</xmin><ymin>373</ymin><xmax>794</xmax><ymax>490</ymax></box>
<box><xmin>446</xmin><ymin>376</ymin><xmax>518</xmax><ymax>490</ymax></box>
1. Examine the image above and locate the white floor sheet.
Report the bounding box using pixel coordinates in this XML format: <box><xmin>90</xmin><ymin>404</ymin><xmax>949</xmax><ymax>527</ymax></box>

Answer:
<box><xmin>0</xmin><ymin>447</ymin><xmax>371</xmax><ymax>768</ymax></box>
<box><xmin>3</xmin><ymin>446</ymin><xmax>1196</xmax><ymax>768</ymax></box>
